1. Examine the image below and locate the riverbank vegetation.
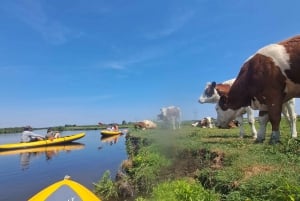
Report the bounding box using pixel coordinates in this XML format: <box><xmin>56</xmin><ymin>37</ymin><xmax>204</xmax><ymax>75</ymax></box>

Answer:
<box><xmin>95</xmin><ymin>118</ymin><xmax>300</xmax><ymax>201</ymax></box>
<box><xmin>0</xmin><ymin>123</ymin><xmax>132</xmax><ymax>134</ymax></box>
<box><xmin>0</xmin><ymin>125</ymin><xmax>99</xmax><ymax>134</ymax></box>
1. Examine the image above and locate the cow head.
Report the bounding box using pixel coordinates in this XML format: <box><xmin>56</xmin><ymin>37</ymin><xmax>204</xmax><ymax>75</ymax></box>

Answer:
<box><xmin>158</xmin><ymin>107</ymin><xmax>175</xmax><ymax>120</ymax></box>
<box><xmin>215</xmin><ymin>95</ymin><xmax>245</xmax><ymax>128</ymax></box>
<box><xmin>160</xmin><ymin>108</ymin><xmax>168</xmax><ymax>116</ymax></box>
<box><xmin>157</xmin><ymin>108</ymin><xmax>167</xmax><ymax>121</ymax></box>
<box><xmin>198</xmin><ymin>81</ymin><xmax>220</xmax><ymax>103</ymax></box>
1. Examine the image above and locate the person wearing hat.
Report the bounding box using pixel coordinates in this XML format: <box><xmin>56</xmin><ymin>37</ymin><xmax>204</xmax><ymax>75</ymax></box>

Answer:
<box><xmin>21</xmin><ymin>126</ymin><xmax>44</xmax><ymax>142</ymax></box>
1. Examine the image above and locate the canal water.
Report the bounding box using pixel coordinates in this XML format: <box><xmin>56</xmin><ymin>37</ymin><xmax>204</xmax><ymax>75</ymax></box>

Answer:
<box><xmin>0</xmin><ymin>129</ymin><xmax>128</xmax><ymax>201</ymax></box>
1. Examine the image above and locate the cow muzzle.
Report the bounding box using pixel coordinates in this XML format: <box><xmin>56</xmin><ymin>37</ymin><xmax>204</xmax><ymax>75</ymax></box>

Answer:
<box><xmin>215</xmin><ymin>121</ymin><xmax>230</xmax><ymax>129</ymax></box>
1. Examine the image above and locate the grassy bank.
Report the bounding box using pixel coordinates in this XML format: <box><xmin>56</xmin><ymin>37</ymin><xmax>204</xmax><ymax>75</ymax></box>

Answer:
<box><xmin>0</xmin><ymin>125</ymin><xmax>101</xmax><ymax>134</ymax></box>
<box><xmin>95</xmin><ymin>119</ymin><xmax>300</xmax><ymax>201</ymax></box>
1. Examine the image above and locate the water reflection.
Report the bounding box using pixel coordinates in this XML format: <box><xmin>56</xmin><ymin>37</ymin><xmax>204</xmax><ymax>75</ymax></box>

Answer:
<box><xmin>0</xmin><ymin>143</ymin><xmax>85</xmax><ymax>170</ymax></box>
<box><xmin>101</xmin><ymin>134</ymin><xmax>121</xmax><ymax>145</ymax></box>
<box><xmin>0</xmin><ymin>130</ymin><xmax>128</xmax><ymax>201</ymax></box>
<box><xmin>97</xmin><ymin>134</ymin><xmax>123</xmax><ymax>150</ymax></box>
<box><xmin>20</xmin><ymin>152</ymin><xmax>36</xmax><ymax>170</ymax></box>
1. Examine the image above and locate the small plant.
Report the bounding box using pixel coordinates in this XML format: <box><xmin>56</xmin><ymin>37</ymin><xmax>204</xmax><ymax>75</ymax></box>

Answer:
<box><xmin>130</xmin><ymin>146</ymin><xmax>170</xmax><ymax>193</ymax></box>
<box><xmin>196</xmin><ymin>168</ymin><xmax>217</xmax><ymax>189</ymax></box>
<box><xmin>230</xmin><ymin>175</ymin><xmax>300</xmax><ymax>201</ymax></box>
<box><xmin>283</xmin><ymin>138</ymin><xmax>300</xmax><ymax>155</ymax></box>
<box><xmin>269</xmin><ymin>179</ymin><xmax>300</xmax><ymax>201</ymax></box>
<box><xmin>93</xmin><ymin>170</ymin><xmax>118</xmax><ymax>200</ymax></box>
<box><xmin>135</xmin><ymin>197</ymin><xmax>147</xmax><ymax>201</ymax></box>
<box><xmin>237</xmin><ymin>176</ymin><xmax>276</xmax><ymax>201</ymax></box>
<box><xmin>151</xmin><ymin>179</ymin><xmax>219</xmax><ymax>201</ymax></box>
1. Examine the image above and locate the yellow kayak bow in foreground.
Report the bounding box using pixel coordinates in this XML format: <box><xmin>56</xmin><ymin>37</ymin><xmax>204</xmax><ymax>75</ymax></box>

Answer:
<box><xmin>28</xmin><ymin>175</ymin><xmax>101</xmax><ymax>201</ymax></box>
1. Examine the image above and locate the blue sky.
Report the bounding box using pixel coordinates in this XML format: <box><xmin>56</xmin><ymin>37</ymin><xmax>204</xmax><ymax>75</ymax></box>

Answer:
<box><xmin>1</xmin><ymin>0</ymin><xmax>300</xmax><ymax>128</ymax></box>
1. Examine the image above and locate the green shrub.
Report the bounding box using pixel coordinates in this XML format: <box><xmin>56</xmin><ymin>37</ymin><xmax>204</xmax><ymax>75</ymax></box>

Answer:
<box><xmin>93</xmin><ymin>170</ymin><xmax>118</xmax><ymax>200</ymax></box>
<box><xmin>151</xmin><ymin>179</ymin><xmax>219</xmax><ymax>201</ymax></box>
<box><xmin>268</xmin><ymin>179</ymin><xmax>300</xmax><ymax>201</ymax></box>
<box><xmin>225</xmin><ymin>191</ymin><xmax>249</xmax><ymax>201</ymax></box>
<box><xmin>135</xmin><ymin>197</ymin><xmax>147</xmax><ymax>201</ymax></box>
<box><xmin>282</xmin><ymin>138</ymin><xmax>300</xmax><ymax>155</ymax></box>
<box><xmin>129</xmin><ymin>146</ymin><xmax>170</xmax><ymax>193</ymax></box>
<box><xmin>229</xmin><ymin>175</ymin><xmax>300</xmax><ymax>201</ymax></box>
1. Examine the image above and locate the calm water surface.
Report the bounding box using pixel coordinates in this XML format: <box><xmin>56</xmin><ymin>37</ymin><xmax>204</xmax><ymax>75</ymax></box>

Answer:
<box><xmin>0</xmin><ymin>129</ymin><xmax>128</xmax><ymax>201</ymax></box>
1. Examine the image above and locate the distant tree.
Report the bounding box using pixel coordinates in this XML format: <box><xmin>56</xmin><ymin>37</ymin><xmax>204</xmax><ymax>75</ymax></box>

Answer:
<box><xmin>65</xmin><ymin>124</ymin><xmax>76</xmax><ymax>127</ymax></box>
<box><xmin>57</xmin><ymin>126</ymin><xmax>64</xmax><ymax>131</ymax></box>
<box><xmin>122</xmin><ymin>120</ymin><xmax>127</xmax><ymax>125</ymax></box>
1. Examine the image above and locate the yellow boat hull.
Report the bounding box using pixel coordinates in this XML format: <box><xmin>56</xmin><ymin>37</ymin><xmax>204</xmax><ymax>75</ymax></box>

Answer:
<box><xmin>28</xmin><ymin>176</ymin><xmax>101</xmax><ymax>201</ymax></box>
<box><xmin>0</xmin><ymin>132</ymin><xmax>85</xmax><ymax>150</ymax></box>
<box><xmin>100</xmin><ymin>130</ymin><xmax>122</xmax><ymax>136</ymax></box>
<box><xmin>0</xmin><ymin>143</ymin><xmax>84</xmax><ymax>156</ymax></box>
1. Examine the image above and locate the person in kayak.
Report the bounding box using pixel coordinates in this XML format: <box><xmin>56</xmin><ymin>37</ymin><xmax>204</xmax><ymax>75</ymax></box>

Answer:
<box><xmin>21</xmin><ymin>126</ymin><xmax>44</xmax><ymax>142</ymax></box>
<box><xmin>45</xmin><ymin>128</ymin><xmax>61</xmax><ymax>140</ymax></box>
<box><xmin>112</xmin><ymin>124</ymin><xmax>119</xmax><ymax>131</ymax></box>
<box><xmin>106</xmin><ymin>124</ymin><xmax>119</xmax><ymax>131</ymax></box>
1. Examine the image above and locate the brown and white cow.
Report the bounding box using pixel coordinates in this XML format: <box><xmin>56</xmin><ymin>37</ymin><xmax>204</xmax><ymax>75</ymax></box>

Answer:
<box><xmin>216</xmin><ymin>35</ymin><xmax>300</xmax><ymax>144</ymax></box>
<box><xmin>134</xmin><ymin>120</ymin><xmax>157</xmax><ymax>130</ymax></box>
<box><xmin>200</xmin><ymin>79</ymin><xmax>297</xmax><ymax>139</ymax></box>
<box><xmin>134</xmin><ymin>122</ymin><xmax>147</xmax><ymax>130</ymax></box>
<box><xmin>192</xmin><ymin>117</ymin><xmax>214</xmax><ymax>128</ymax></box>
<box><xmin>158</xmin><ymin>106</ymin><xmax>181</xmax><ymax>129</ymax></box>
<box><xmin>143</xmin><ymin>120</ymin><xmax>157</xmax><ymax>129</ymax></box>
<box><xmin>199</xmin><ymin>78</ymin><xmax>258</xmax><ymax>138</ymax></box>
<box><xmin>192</xmin><ymin>117</ymin><xmax>239</xmax><ymax>128</ymax></box>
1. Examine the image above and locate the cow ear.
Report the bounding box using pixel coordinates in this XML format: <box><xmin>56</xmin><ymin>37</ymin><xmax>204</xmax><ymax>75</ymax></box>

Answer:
<box><xmin>219</xmin><ymin>95</ymin><xmax>228</xmax><ymax>110</ymax></box>
<box><xmin>212</xmin><ymin>81</ymin><xmax>216</xmax><ymax>88</ymax></box>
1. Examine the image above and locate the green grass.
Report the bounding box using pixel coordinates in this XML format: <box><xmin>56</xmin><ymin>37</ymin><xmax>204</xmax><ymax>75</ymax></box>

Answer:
<box><xmin>93</xmin><ymin>170</ymin><xmax>118</xmax><ymax>200</ymax></box>
<box><xmin>96</xmin><ymin>118</ymin><xmax>300</xmax><ymax>201</ymax></box>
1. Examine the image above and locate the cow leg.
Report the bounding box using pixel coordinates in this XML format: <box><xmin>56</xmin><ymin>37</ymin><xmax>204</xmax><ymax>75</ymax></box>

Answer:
<box><xmin>176</xmin><ymin>115</ymin><xmax>181</xmax><ymax>129</ymax></box>
<box><xmin>235</xmin><ymin>115</ymin><xmax>245</xmax><ymax>138</ymax></box>
<box><xmin>245</xmin><ymin>107</ymin><xmax>257</xmax><ymax>139</ymax></box>
<box><xmin>282</xmin><ymin>100</ymin><xmax>297</xmax><ymax>138</ymax></box>
<box><xmin>178</xmin><ymin>119</ymin><xmax>181</xmax><ymax>129</ymax></box>
<box><xmin>172</xmin><ymin>117</ymin><xmax>176</xmax><ymax>130</ymax></box>
<box><xmin>268</xmin><ymin>105</ymin><xmax>282</xmax><ymax>144</ymax></box>
<box><xmin>255</xmin><ymin>111</ymin><xmax>269</xmax><ymax>143</ymax></box>
<box><xmin>208</xmin><ymin>121</ymin><xmax>213</xmax><ymax>128</ymax></box>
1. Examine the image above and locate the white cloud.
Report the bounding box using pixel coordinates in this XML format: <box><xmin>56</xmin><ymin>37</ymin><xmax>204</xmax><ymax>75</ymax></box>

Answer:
<box><xmin>145</xmin><ymin>10</ymin><xmax>195</xmax><ymax>39</ymax></box>
<box><xmin>104</xmin><ymin>62</ymin><xmax>126</xmax><ymax>70</ymax></box>
<box><xmin>99</xmin><ymin>46</ymin><xmax>165</xmax><ymax>71</ymax></box>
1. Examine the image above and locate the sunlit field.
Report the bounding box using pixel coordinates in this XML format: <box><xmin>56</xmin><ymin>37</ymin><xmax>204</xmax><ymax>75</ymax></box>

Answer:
<box><xmin>95</xmin><ymin>118</ymin><xmax>300</xmax><ymax>201</ymax></box>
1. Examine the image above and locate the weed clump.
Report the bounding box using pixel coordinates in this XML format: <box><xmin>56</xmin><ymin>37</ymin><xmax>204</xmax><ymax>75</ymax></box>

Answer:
<box><xmin>129</xmin><ymin>146</ymin><xmax>170</xmax><ymax>194</ymax></box>
<box><xmin>150</xmin><ymin>179</ymin><xmax>219</xmax><ymax>201</ymax></box>
<box><xmin>93</xmin><ymin>170</ymin><xmax>118</xmax><ymax>201</ymax></box>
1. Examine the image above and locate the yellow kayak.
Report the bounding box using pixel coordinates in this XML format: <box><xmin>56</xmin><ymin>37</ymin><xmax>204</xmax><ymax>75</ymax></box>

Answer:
<box><xmin>100</xmin><ymin>130</ymin><xmax>122</xmax><ymax>136</ymax></box>
<box><xmin>28</xmin><ymin>175</ymin><xmax>101</xmax><ymax>201</ymax></box>
<box><xmin>0</xmin><ymin>143</ymin><xmax>84</xmax><ymax>156</ymax></box>
<box><xmin>0</xmin><ymin>132</ymin><xmax>85</xmax><ymax>150</ymax></box>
